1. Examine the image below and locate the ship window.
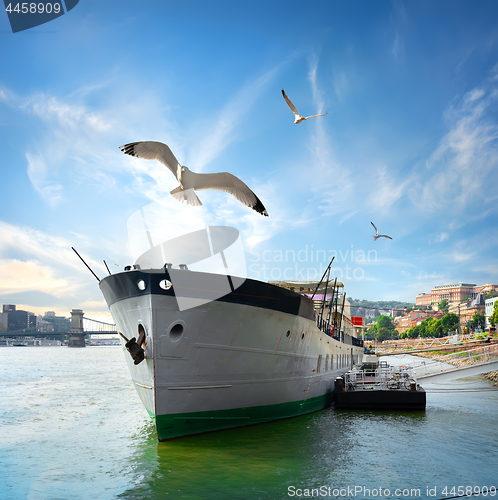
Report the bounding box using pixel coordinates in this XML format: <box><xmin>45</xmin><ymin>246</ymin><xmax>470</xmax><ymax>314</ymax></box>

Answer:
<box><xmin>159</xmin><ymin>279</ymin><xmax>173</xmax><ymax>290</ymax></box>
<box><xmin>286</xmin><ymin>330</ymin><xmax>291</xmax><ymax>337</ymax></box>
<box><xmin>137</xmin><ymin>279</ymin><xmax>146</xmax><ymax>291</ymax></box>
<box><xmin>301</xmin><ymin>333</ymin><xmax>304</xmax><ymax>340</ymax></box>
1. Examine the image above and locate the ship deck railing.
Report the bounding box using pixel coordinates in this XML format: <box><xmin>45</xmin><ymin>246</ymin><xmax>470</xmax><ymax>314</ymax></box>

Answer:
<box><xmin>343</xmin><ymin>364</ymin><xmax>418</xmax><ymax>391</ymax></box>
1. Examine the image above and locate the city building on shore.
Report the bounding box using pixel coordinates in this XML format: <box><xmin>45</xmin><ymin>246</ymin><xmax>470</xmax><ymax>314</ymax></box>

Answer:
<box><xmin>0</xmin><ymin>304</ymin><xmax>37</xmax><ymax>331</ymax></box>
<box><xmin>416</xmin><ymin>283</ymin><xmax>477</xmax><ymax>307</ymax></box>
<box><xmin>416</xmin><ymin>283</ymin><xmax>498</xmax><ymax>308</ymax></box>
<box><xmin>485</xmin><ymin>294</ymin><xmax>498</xmax><ymax>329</ymax></box>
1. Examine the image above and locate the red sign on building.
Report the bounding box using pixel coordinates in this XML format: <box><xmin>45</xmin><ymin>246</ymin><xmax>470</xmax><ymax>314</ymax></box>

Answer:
<box><xmin>351</xmin><ymin>316</ymin><xmax>364</xmax><ymax>326</ymax></box>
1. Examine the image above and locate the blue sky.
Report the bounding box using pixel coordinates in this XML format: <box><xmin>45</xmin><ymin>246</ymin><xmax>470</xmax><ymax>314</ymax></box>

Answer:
<box><xmin>1</xmin><ymin>0</ymin><xmax>498</xmax><ymax>321</ymax></box>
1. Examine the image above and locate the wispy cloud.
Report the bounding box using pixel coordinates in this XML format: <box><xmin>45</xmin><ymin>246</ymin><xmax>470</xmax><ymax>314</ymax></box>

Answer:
<box><xmin>409</xmin><ymin>73</ymin><xmax>498</xmax><ymax>218</ymax></box>
<box><xmin>333</xmin><ymin>72</ymin><xmax>349</xmax><ymax>103</ymax></box>
<box><xmin>25</xmin><ymin>93</ymin><xmax>112</xmax><ymax>132</ymax></box>
<box><xmin>391</xmin><ymin>32</ymin><xmax>404</xmax><ymax>61</ymax></box>
<box><xmin>389</xmin><ymin>1</ymin><xmax>407</xmax><ymax>61</ymax></box>
<box><xmin>306</xmin><ymin>56</ymin><xmax>355</xmax><ymax>218</ymax></box>
<box><xmin>189</xmin><ymin>64</ymin><xmax>283</xmax><ymax>171</ymax></box>
<box><xmin>0</xmin><ymin>220</ymin><xmax>104</xmax><ymax>277</ymax></box>
<box><xmin>26</xmin><ymin>153</ymin><xmax>63</xmax><ymax>207</ymax></box>
<box><xmin>367</xmin><ymin>164</ymin><xmax>410</xmax><ymax>212</ymax></box>
<box><xmin>0</xmin><ymin>259</ymin><xmax>70</xmax><ymax>297</ymax></box>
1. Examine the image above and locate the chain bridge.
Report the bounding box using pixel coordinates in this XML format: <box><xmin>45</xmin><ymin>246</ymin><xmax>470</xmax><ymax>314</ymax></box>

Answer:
<box><xmin>1</xmin><ymin>309</ymin><xmax>118</xmax><ymax>347</ymax></box>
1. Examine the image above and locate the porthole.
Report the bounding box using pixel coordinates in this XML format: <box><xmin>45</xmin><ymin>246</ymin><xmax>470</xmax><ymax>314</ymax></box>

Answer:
<box><xmin>168</xmin><ymin>321</ymin><xmax>185</xmax><ymax>342</ymax></box>
<box><xmin>301</xmin><ymin>333</ymin><xmax>305</xmax><ymax>340</ymax></box>
<box><xmin>286</xmin><ymin>330</ymin><xmax>291</xmax><ymax>337</ymax></box>
<box><xmin>159</xmin><ymin>279</ymin><xmax>173</xmax><ymax>290</ymax></box>
<box><xmin>137</xmin><ymin>279</ymin><xmax>146</xmax><ymax>291</ymax></box>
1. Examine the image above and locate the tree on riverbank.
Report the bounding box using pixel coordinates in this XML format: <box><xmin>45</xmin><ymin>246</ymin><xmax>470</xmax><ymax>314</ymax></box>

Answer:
<box><xmin>367</xmin><ymin>315</ymin><xmax>398</xmax><ymax>341</ymax></box>
<box><xmin>399</xmin><ymin>313</ymin><xmax>459</xmax><ymax>339</ymax></box>
<box><xmin>470</xmin><ymin>313</ymin><xmax>485</xmax><ymax>331</ymax></box>
<box><xmin>438</xmin><ymin>299</ymin><xmax>449</xmax><ymax>314</ymax></box>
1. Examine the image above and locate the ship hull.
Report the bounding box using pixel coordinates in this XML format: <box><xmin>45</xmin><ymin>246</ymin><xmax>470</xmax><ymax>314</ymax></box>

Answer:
<box><xmin>100</xmin><ymin>269</ymin><xmax>363</xmax><ymax>440</ymax></box>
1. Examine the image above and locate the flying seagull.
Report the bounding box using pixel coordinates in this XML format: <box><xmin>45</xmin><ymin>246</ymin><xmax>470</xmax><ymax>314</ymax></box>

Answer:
<box><xmin>371</xmin><ymin>222</ymin><xmax>392</xmax><ymax>241</ymax></box>
<box><xmin>119</xmin><ymin>141</ymin><xmax>268</xmax><ymax>216</ymax></box>
<box><xmin>281</xmin><ymin>88</ymin><xmax>328</xmax><ymax>124</ymax></box>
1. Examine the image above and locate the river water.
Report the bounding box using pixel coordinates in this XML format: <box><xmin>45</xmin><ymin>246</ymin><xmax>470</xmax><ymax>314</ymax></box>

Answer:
<box><xmin>0</xmin><ymin>347</ymin><xmax>496</xmax><ymax>500</ymax></box>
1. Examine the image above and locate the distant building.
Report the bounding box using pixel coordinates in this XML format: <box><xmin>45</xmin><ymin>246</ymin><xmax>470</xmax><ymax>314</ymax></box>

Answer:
<box><xmin>415</xmin><ymin>293</ymin><xmax>432</xmax><ymax>307</ymax></box>
<box><xmin>365</xmin><ymin>308</ymin><xmax>376</xmax><ymax>319</ymax></box>
<box><xmin>485</xmin><ymin>295</ymin><xmax>498</xmax><ymax>329</ymax></box>
<box><xmin>0</xmin><ymin>304</ymin><xmax>35</xmax><ymax>331</ymax></box>
<box><xmin>395</xmin><ymin>310</ymin><xmax>435</xmax><ymax>334</ymax></box>
<box><xmin>431</xmin><ymin>283</ymin><xmax>477</xmax><ymax>304</ymax></box>
<box><xmin>42</xmin><ymin>312</ymin><xmax>71</xmax><ymax>333</ymax></box>
<box><xmin>415</xmin><ymin>283</ymin><xmax>498</xmax><ymax>308</ymax></box>
<box><xmin>459</xmin><ymin>293</ymin><xmax>486</xmax><ymax>331</ymax></box>
<box><xmin>475</xmin><ymin>284</ymin><xmax>498</xmax><ymax>295</ymax></box>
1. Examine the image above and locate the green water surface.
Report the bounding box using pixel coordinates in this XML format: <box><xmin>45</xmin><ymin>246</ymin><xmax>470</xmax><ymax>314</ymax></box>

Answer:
<box><xmin>1</xmin><ymin>347</ymin><xmax>496</xmax><ymax>500</ymax></box>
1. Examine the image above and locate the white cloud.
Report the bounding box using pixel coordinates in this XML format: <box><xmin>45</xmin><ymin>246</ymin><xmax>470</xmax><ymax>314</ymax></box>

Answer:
<box><xmin>409</xmin><ymin>73</ymin><xmax>498</xmax><ymax>217</ymax></box>
<box><xmin>445</xmin><ymin>250</ymin><xmax>476</xmax><ymax>263</ymax></box>
<box><xmin>0</xmin><ymin>259</ymin><xmax>70</xmax><ymax>297</ymax></box>
<box><xmin>189</xmin><ymin>64</ymin><xmax>282</xmax><ymax>171</ymax></box>
<box><xmin>367</xmin><ymin>165</ymin><xmax>409</xmax><ymax>212</ymax></box>
<box><xmin>0</xmin><ymin>220</ymin><xmax>105</xmax><ymax>277</ymax></box>
<box><xmin>333</xmin><ymin>72</ymin><xmax>349</xmax><ymax>103</ymax></box>
<box><xmin>306</xmin><ymin>56</ymin><xmax>355</xmax><ymax>217</ymax></box>
<box><xmin>391</xmin><ymin>32</ymin><xmax>404</xmax><ymax>60</ymax></box>
<box><xmin>26</xmin><ymin>153</ymin><xmax>63</xmax><ymax>206</ymax></box>
<box><xmin>26</xmin><ymin>94</ymin><xmax>112</xmax><ymax>132</ymax></box>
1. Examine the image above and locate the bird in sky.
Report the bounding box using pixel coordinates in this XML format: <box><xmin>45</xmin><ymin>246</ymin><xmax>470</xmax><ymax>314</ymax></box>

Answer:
<box><xmin>281</xmin><ymin>88</ymin><xmax>328</xmax><ymax>124</ymax></box>
<box><xmin>119</xmin><ymin>141</ymin><xmax>268</xmax><ymax>216</ymax></box>
<box><xmin>371</xmin><ymin>222</ymin><xmax>392</xmax><ymax>241</ymax></box>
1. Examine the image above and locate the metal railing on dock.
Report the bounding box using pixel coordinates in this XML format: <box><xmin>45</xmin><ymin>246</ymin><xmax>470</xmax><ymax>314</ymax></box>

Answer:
<box><xmin>344</xmin><ymin>363</ymin><xmax>418</xmax><ymax>391</ymax></box>
<box><xmin>412</xmin><ymin>344</ymin><xmax>498</xmax><ymax>379</ymax></box>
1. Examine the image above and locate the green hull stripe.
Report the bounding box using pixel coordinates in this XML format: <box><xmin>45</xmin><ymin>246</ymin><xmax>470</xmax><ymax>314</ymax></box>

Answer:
<box><xmin>150</xmin><ymin>393</ymin><xmax>333</xmax><ymax>440</ymax></box>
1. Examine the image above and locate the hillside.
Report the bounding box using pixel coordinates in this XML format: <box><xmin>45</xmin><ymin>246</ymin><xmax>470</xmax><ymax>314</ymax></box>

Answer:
<box><xmin>348</xmin><ymin>299</ymin><xmax>416</xmax><ymax>324</ymax></box>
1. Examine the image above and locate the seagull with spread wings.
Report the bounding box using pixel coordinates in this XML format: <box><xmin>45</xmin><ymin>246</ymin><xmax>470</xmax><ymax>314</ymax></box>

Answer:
<box><xmin>371</xmin><ymin>222</ymin><xmax>392</xmax><ymax>241</ymax></box>
<box><xmin>119</xmin><ymin>141</ymin><xmax>268</xmax><ymax>216</ymax></box>
<box><xmin>281</xmin><ymin>88</ymin><xmax>328</xmax><ymax>124</ymax></box>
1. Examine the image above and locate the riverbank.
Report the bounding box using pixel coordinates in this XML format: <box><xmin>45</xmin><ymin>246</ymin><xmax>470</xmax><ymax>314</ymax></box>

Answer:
<box><xmin>410</xmin><ymin>351</ymin><xmax>498</xmax><ymax>386</ymax></box>
<box><xmin>483</xmin><ymin>371</ymin><xmax>498</xmax><ymax>385</ymax></box>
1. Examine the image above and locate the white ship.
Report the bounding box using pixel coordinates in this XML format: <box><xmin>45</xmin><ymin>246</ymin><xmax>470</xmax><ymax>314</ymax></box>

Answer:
<box><xmin>99</xmin><ymin>243</ymin><xmax>365</xmax><ymax>440</ymax></box>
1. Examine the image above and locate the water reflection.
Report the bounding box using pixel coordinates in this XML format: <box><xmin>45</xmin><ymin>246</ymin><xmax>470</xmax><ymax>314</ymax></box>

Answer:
<box><xmin>118</xmin><ymin>407</ymin><xmax>435</xmax><ymax>500</ymax></box>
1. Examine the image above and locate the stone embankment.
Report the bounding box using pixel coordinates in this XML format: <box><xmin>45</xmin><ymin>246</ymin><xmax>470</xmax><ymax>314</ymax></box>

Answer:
<box><xmin>410</xmin><ymin>350</ymin><xmax>498</xmax><ymax>386</ymax></box>
<box><xmin>483</xmin><ymin>371</ymin><xmax>498</xmax><ymax>386</ymax></box>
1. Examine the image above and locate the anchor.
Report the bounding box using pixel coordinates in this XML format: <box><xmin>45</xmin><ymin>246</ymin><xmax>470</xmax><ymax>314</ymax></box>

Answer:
<box><xmin>118</xmin><ymin>332</ymin><xmax>145</xmax><ymax>365</ymax></box>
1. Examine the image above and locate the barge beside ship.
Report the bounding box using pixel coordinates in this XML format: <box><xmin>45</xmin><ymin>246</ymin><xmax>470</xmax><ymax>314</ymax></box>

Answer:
<box><xmin>334</xmin><ymin>361</ymin><xmax>426</xmax><ymax>411</ymax></box>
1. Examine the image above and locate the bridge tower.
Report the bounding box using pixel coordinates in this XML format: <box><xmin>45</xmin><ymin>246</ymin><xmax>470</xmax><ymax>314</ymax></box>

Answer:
<box><xmin>68</xmin><ymin>309</ymin><xmax>86</xmax><ymax>348</ymax></box>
